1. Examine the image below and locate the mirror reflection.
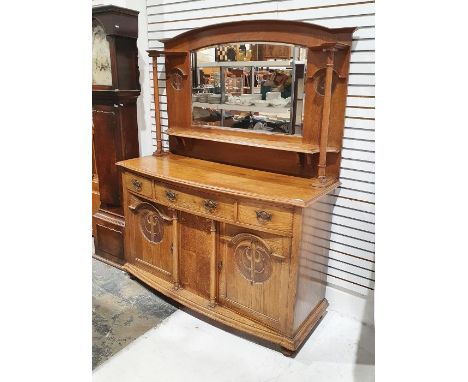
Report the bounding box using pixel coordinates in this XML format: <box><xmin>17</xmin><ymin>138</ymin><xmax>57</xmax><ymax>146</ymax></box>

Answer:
<box><xmin>191</xmin><ymin>43</ymin><xmax>307</xmax><ymax>136</ymax></box>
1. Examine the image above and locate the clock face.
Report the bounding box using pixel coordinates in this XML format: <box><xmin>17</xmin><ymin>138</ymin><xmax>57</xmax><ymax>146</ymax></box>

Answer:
<box><xmin>92</xmin><ymin>23</ymin><xmax>112</xmax><ymax>86</ymax></box>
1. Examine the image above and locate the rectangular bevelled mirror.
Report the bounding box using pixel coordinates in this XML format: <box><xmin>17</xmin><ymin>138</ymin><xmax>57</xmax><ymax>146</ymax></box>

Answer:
<box><xmin>190</xmin><ymin>42</ymin><xmax>307</xmax><ymax>136</ymax></box>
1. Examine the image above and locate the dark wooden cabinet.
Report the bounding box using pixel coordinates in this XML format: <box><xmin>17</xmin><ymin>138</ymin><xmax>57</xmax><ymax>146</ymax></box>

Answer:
<box><xmin>92</xmin><ymin>5</ymin><xmax>140</xmax><ymax>266</ymax></box>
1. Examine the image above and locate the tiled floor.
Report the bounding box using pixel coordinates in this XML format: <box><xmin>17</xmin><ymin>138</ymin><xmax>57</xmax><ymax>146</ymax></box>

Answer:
<box><xmin>92</xmin><ymin>259</ymin><xmax>177</xmax><ymax>369</ymax></box>
<box><xmin>92</xmin><ymin>259</ymin><xmax>374</xmax><ymax>381</ymax></box>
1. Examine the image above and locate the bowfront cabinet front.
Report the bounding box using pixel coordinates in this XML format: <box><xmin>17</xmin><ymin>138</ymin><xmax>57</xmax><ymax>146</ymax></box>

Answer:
<box><xmin>123</xmin><ymin>174</ymin><xmax>295</xmax><ymax>336</ymax></box>
<box><xmin>118</xmin><ymin>155</ymin><xmax>335</xmax><ymax>354</ymax></box>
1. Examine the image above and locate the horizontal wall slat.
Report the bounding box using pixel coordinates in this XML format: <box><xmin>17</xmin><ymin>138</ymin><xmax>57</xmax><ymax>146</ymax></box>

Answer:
<box><xmin>148</xmin><ymin>2</ymin><xmax>374</xmax><ymax>26</ymax></box>
<box><xmin>340</xmin><ymin>167</ymin><xmax>375</xmax><ymax>182</ymax></box>
<box><xmin>346</xmin><ymin>96</ymin><xmax>375</xmax><ymax>108</ymax></box>
<box><xmin>320</xmin><ymin>248</ymin><xmax>375</xmax><ymax>271</ymax></box>
<box><xmin>346</xmin><ymin>85</ymin><xmax>375</xmax><ymax>96</ymax></box>
<box><xmin>344</xmin><ymin>127</ymin><xmax>375</xmax><ymax>140</ymax></box>
<box><xmin>325</xmin><ymin>194</ymin><xmax>374</xmax><ymax>214</ymax></box>
<box><xmin>345</xmin><ymin>107</ymin><xmax>375</xmax><ymax>119</ymax></box>
<box><xmin>349</xmin><ymin>62</ymin><xmax>375</xmax><ymax>74</ymax></box>
<box><xmin>148</xmin><ymin>0</ymin><xmax>375</xmax><ymax>15</ymax></box>
<box><xmin>333</xmin><ymin>187</ymin><xmax>375</xmax><ymax>204</ymax></box>
<box><xmin>345</xmin><ymin>117</ymin><xmax>374</xmax><ymax>129</ymax></box>
<box><xmin>148</xmin><ymin>12</ymin><xmax>375</xmax><ymax>36</ymax></box>
<box><xmin>306</xmin><ymin>209</ymin><xmax>375</xmax><ymax>233</ymax></box>
<box><xmin>300</xmin><ymin>258</ymin><xmax>375</xmax><ymax>289</ymax></box>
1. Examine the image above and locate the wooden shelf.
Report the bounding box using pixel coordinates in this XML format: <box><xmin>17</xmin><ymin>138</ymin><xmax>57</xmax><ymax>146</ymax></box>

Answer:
<box><xmin>192</xmin><ymin>101</ymin><xmax>290</xmax><ymax>114</ymax></box>
<box><xmin>117</xmin><ymin>154</ymin><xmax>340</xmax><ymax>207</ymax></box>
<box><xmin>167</xmin><ymin>128</ymin><xmax>340</xmax><ymax>155</ymax></box>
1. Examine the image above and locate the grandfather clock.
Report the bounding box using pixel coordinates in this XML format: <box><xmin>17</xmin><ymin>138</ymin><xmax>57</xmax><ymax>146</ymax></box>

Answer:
<box><xmin>92</xmin><ymin>5</ymin><xmax>140</xmax><ymax>267</ymax></box>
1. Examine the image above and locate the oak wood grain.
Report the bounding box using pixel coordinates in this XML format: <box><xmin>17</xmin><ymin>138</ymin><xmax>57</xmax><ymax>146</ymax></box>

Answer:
<box><xmin>118</xmin><ymin>20</ymin><xmax>353</xmax><ymax>354</ymax></box>
<box><xmin>117</xmin><ymin>154</ymin><xmax>339</xmax><ymax>207</ymax></box>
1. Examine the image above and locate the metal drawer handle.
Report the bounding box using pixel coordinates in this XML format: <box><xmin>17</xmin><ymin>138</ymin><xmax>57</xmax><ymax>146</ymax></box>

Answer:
<box><xmin>255</xmin><ymin>210</ymin><xmax>272</xmax><ymax>222</ymax></box>
<box><xmin>203</xmin><ymin>199</ymin><xmax>218</xmax><ymax>213</ymax></box>
<box><xmin>131</xmin><ymin>179</ymin><xmax>142</xmax><ymax>191</ymax></box>
<box><xmin>165</xmin><ymin>190</ymin><xmax>177</xmax><ymax>202</ymax></box>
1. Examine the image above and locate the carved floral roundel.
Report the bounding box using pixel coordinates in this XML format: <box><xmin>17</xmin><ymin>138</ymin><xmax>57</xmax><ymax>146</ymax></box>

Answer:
<box><xmin>233</xmin><ymin>234</ymin><xmax>273</xmax><ymax>284</ymax></box>
<box><xmin>139</xmin><ymin>208</ymin><xmax>163</xmax><ymax>243</ymax></box>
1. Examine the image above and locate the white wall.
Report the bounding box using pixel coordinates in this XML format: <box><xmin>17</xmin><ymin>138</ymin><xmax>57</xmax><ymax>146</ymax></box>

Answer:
<box><xmin>92</xmin><ymin>0</ymin><xmax>154</xmax><ymax>156</ymax></box>
<box><xmin>146</xmin><ymin>0</ymin><xmax>375</xmax><ymax>325</ymax></box>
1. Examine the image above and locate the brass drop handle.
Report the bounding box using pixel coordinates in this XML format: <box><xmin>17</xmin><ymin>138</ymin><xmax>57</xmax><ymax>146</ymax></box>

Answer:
<box><xmin>256</xmin><ymin>210</ymin><xmax>272</xmax><ymax>222</ymax></box>
<box><xmin>165</xmin><ymin>190</ymin><xmax>177</xmax><ymax>202</ymax></box>
<box><xmin>203</xmin><ymin>199</ymin><xmax>217</xmax><ymax>213</ymax></box>
<box><xmin>131</xmin><ymin>179</ymin><xmax>142</xmax><ymax>191</ymax></box>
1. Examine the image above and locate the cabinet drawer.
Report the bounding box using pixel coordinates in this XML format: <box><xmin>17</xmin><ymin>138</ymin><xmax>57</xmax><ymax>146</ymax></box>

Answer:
<box><xmin>238</xmin><ymin>200</ymin><xmax>294</xmax><ymax>233</ymax></box>
<box><xmin>154</xmin><ymin>182</ymin><xmax>235</xmax><ymax>221</ymax></box>
<box><xmin>124</xmin><ymin>173</ymin><xmax>153</xmax><ymax>198</ymax></box>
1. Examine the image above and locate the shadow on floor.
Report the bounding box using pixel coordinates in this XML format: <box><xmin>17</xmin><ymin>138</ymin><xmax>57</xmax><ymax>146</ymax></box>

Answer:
<box><xmin>92</xmin><ymin>259</ymin><xmax>177</xmax><ymax>369</ymax></box>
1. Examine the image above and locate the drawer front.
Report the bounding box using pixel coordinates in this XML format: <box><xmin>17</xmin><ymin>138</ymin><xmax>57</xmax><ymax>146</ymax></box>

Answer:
<box><xmin>124</xmin><ymin>173</ymin><xmax>153</xmax><ymax>198</ymax></box>
<box><xmin>238</xmin><ymin>200</ymin><xmax>293</xmax><ymax>233</ymax></box>
<box><xmin>154</xmin><ymin>182</ymin><xmax>235</xmax><ymax>221</ymax></box>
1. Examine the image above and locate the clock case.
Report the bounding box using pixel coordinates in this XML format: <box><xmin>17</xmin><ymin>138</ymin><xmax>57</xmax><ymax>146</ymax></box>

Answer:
<box><xmin>92</xmin><ymin>5</ymin><xmax>141</xmax><ymax>267</ymax></box>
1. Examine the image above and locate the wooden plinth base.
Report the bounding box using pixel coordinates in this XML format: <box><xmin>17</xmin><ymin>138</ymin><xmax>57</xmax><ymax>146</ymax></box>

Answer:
<box><xmin>93</xmin><ymin>208</ymin><xmax>125</xmax><ymax>268</ymax></box>
<box><xmin>124</xmin><ymin>262</ymin><xmax>328</xmax><ymax>354</ymax></box>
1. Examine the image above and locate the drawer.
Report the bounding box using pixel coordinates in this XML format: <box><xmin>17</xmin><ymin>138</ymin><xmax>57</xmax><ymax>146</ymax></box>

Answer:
<box><xmin>124</xmin><ymin>173</ymin><xmax>153</xmax><ymax>198</ymax></box>
<box><xmin>154</xmin><ymin>182</ymin><xmax>235</xmax><ymax>221</ymax></box>
<box><xmin>237</xmin><ymin>200</ymin><xmax>294</xmax><ymax>233</ymax></box>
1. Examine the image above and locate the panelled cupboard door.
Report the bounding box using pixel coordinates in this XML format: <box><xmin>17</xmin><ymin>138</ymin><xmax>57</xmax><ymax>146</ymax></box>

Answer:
<box><xmin>178</xmin><ymin>212</ymin><xmax>212</xmax><ymax>300</ymax></box>
<box><xmin>219</xmin><ymin>224</ymin><xmax>291</xmax><ymax>333</ymax></box>
<box><xmin>92</xmin><ymin>107</ymin><xmax>120</xmax><ymax>207</ymax></box>
<box><xmin>126</xmin><ymin>194</ymin><xmax>174</xmax><ymax>282</ymax></box>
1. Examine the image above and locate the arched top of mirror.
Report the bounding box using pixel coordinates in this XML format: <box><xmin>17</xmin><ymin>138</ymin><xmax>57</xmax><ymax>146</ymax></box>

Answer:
<box><xmin>160</xmin><ymin>20</ymin><xmax>355</xmax><ymax>52</ymax></box>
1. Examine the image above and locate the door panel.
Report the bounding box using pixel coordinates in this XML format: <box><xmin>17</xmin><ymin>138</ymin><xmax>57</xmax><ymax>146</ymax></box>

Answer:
<box><xmin>219</xmin><ymin>224</ymin><xmax>291</xmax><ymax>332</ymax></box>
<box><xmin>179</xmin><ymin>212</ymin><xmax>212</xmax><ymax>300</ymax></box>
<box><xmin>92</xmin><ymin>106</ymin><xmax>120</xmax><ymax>206</ymax></box>
<box><xmin>126</xmin><ymin>194</ymin><xmax>173</xmax><ymax>281</ymax></box>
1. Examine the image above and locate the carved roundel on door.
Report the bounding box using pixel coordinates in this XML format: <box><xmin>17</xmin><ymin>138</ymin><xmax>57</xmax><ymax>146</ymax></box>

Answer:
<box><xmin>231</xmin><ymin>233</ymin><xmax>273</xmax><ymax>284</ymax></box>
<box><xmin>139</xmin><ymin>207</ymin><xmax>163</xmax><ymax>243</ymax></box>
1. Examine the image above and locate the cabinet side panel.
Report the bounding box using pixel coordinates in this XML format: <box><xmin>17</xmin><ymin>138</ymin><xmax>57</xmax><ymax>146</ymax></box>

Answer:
<box><xmin>293</xmin><ymin>195</ymin><xmax>331</xmax><ymax>332</ymax></box>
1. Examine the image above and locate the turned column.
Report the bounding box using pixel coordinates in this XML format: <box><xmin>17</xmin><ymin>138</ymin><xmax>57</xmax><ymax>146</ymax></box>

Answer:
<box><xmin>209</xmin><ymin>220</ymin><xmax>217</xmax><ymax>307</ymax></box>
<box><xmin>312</xmin><ymin>45</ymin><xmax>337</xmax><ymax>187</ymax></box>
<box><xmin>172</xmin><ymin>209</ymin><xmax>180</xmax><ymax>289</ymax></box>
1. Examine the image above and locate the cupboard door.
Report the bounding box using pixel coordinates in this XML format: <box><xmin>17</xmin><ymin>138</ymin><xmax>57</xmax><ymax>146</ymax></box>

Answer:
<box><xmin>126</xmin><ymin>194</ymin><xmax>173</xmax><ymax>282</ymax></box>
<box><xmin>179</xmin><ymin>212</ymin><xmax>212</xmax><ymax>300</ymax></box>
<box><xmin>92</xmin><ymin>106</ymin><xmax>120</xmax><ymax>206</ymax></box>
<box><xmin>219</xmin><ymin>224</ymin><xmax>291</xmax><ymax>332</ymax></box>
